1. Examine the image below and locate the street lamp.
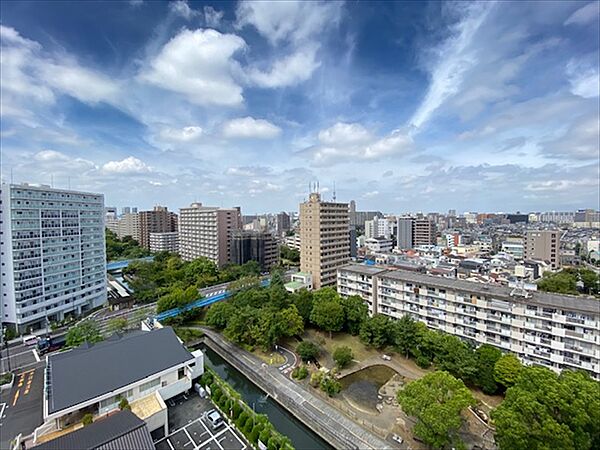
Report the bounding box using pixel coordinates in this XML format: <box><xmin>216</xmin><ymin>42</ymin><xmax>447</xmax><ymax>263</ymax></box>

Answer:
<box><xmin>2</xmin><ymin>327</ymin><xmax>11</xmax><ymax>373</ymax></box>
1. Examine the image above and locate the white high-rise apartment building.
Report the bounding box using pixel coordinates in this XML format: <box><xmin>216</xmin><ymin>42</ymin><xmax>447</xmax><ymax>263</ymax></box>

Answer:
<box><xmin>1</xmin><ymin>183</ymin><xmax>106</xmax><ymax>332</ymax></box>
<box><xmin>365</xmin><ymin>216</ymin><xmax>391</xmax><ymax>239</ymax></box>
<box><xmin>338</xmin><ymin>264</ymin><xmax>600</xmax><ymax>379</ymax></box>
<box><xmin>178</xmin><ymin>202</ymin><xmax>241</xmax><ymax>266</ymax></box>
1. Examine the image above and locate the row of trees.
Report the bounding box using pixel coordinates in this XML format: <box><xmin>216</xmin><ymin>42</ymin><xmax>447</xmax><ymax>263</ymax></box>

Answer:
<box><xmin>358</xmin><ymin>313</ymin><xmax>516</xmax><ymax>395</ymax></box>
<box><xmin>105</xmin><ymin>229</ymin><xmax>151</xmax><ymax>261</ymax></box>
<box><xmin>537</xmin><ymin>267</ymin><xmax>599</xmax><ymax>296</ymax></box>
<box><xmin>398</xmin><ymin>360</ymin><xmax>600</xmax><ymax>450</ymax></box>
<box><xmin>200</xmin><ymin>369</ymin><xmax>294</xmax><ymax>450</ymax></box>
<box><xmin>206</xmin><ymin>283</ymin><xmax>369</xmax><ymax>351</ymax></box>
<box><xmin>279</xmin><ymin>245</ymin><xmax>300</xmax><ymax>264</ymax></box>
<box><xmin>124</xmin><ymin>252</ymin><xmax>261</xmax><ymax>304</ymax></box>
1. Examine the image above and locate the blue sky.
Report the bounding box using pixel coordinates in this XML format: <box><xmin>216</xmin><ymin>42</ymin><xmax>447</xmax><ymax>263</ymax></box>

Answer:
<box><xmin>1</xmin><ymin>0</ymin><xmax>598</xmax><ymax>214</ymax></box>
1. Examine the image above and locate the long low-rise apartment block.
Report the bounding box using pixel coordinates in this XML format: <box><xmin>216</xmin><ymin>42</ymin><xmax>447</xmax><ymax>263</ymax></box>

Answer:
<box><xmin>338</xmin><ymin>264</ymin><xmax>600</xmax><ymax>379</ymax></box>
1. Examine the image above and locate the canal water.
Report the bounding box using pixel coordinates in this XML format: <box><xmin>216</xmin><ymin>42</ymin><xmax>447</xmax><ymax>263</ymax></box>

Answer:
<box><xmin>200</xmin><ymin>345</ymin><xmax>332</xmax><ymax>450</ymax></box>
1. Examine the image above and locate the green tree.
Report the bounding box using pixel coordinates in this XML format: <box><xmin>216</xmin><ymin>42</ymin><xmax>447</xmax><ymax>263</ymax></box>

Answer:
<box><xmin>432</xmin><ymin>334</ymin><xmax>478</xmax><ymax>383</ymax></box>
<box><xmin>206</xmin><ymin>302</ymin><xmax>236</xmax><ymax>329</ymax></box>
<box><xmin>291</xmin><ymin>289</ymin><xmax>314</xmax><ymax>324</ymax></box>
<box><xmin>156</xmin><ymin>286</ymin><xmax>198</xmax><ymax>313</ymax></box>
<box><xmin>310</xmin><ymin>292</ymin><xmax>345</xmax><ymax>338</ymax></box>
<box><xmin>118</xmin><ymin>397</ymin><xmax>131</xmax><ymax>411</ymax></box>
<box><xmin>320</xmin><ymin>376</ymin><xmax>342</xmax><ymax>397</ymax></box>
<box><xmin>280</xmin><ymin>245</ymin><xmax>300</xmax><ymax>263</ymax></box>
<box><xmin>397</xmin><ymin>371</ymin><xmax>475</xmax><ymax>449</ymax></box>
<box><xmin>66</xmin><ymin>321</ymin><xmax>103</xmax><ymax>348</ymax></box>
<box><xmin>333</xmin><ymin>346</ymin><xmax>354</xmax><ymax>369</ymax></box>
<box><xmin>107</xmin><ymin>317</ymin><xmax>128</xmax><ymax>334</ymax></box>
<box><xmin>494</xmin><ymin>354</ymin><xmax>523</xmax><ymax>390</ymax></box>
<box><xmin>474</xmin><ymin>345</ymin><xmax>502</xmax><ymax>394</ymax></box>
<box><xmin>359</xmin><ymin>314</ymin><xmax>392</xmax><ymax>348</ymax></box>
<box><xmin>296</xmin><ymin>341</ymin><xmax>320</xmax><ymax>362</ymax></box>
<box><xmin>341</xmin><ymin>295</ymin><xmax>368</xmax><ymax>335</ymax></box>
<box><xmin>492</xmin><ymin>367</ymin><xmax>600</xmax><ymax>450</ymax></box>
<box><xmin>392</xmin><ymin>315</ymin><xmax>420</xmax><ymax>357</ymax></box>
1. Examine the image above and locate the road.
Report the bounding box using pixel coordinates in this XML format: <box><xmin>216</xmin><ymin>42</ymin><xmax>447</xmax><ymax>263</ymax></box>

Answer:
<box><xmin>1</xmin><ymin>343</ymin><xmax>42</xmax><ymax>374</ymax></box>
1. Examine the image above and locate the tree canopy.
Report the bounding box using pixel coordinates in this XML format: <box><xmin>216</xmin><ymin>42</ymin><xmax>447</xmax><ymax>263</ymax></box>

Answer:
<box><xmin>492</xmin><ymin>367</ymin><xmax>600</xmax><ymax>450</ymax></box>
<box><xmin>105</xmin><ymin>229</ymin><xmax>151</xmax><ymax>261</ymax></box>
<box><xmin>397</xmin><ymin>371</ymin><xmax>475</xmax><ymax>449</ymax></box>
<box><xmin>66</xmin><ymin>320</ymin><xmax>103</xmax><ymax>348</ymax></box>
<box><xmin>537</xmin><ymin>268</ymin><xmax>599</xmax><ymax>296</ymax></box>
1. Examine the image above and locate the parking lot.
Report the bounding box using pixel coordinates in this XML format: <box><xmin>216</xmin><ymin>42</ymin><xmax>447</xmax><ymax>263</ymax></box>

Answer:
<box><xmin>155</xmin><ymin>394</ymin><xmax>247</xmax><ymax>450</ymax></box>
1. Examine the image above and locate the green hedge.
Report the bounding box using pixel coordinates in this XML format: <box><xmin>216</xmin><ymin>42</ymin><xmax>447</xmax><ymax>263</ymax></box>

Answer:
<box><xmin>199</xmin><ymin>368</ymin><xmax>294</xmax><ymax>449</ymax></box>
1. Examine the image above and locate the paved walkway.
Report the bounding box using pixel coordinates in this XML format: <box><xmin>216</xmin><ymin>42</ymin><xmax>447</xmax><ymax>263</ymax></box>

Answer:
<box><xmin>202</xmin><ymin>328</ymin><xmax>395</xmax><ymax>450</ymax></box>
<box><xmin>339</xmin><ymin>354</ymin><xmax>427</xmax><ymax>380</ymax></box>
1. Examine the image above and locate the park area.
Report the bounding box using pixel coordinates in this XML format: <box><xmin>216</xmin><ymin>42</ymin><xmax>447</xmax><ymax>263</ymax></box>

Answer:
<box><xmin>284</xmin><ymin>329</ymin><xmax>500</xmax><ymax>449</ymax></box>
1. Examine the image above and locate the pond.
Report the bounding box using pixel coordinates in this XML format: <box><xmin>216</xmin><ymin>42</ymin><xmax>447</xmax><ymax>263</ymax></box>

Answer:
<box><xmin>339</xmin><ymin>365</ymin><xmax>398</xmax><ymax>412</ymax></box>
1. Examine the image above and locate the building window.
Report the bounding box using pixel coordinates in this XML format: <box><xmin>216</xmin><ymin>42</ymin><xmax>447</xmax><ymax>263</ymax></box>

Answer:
<box><xmin>178</xmin><ymin>367</ymin><xmax>185</xmax><ymax>380</ymax></box>
<box><xmin>140</xmin><ymin>378</ymin><xmax>160</xmax><ymax>393</ymax></box>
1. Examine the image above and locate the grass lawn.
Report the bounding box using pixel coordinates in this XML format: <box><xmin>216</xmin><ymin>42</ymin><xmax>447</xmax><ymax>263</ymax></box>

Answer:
<box><xmin>252</xmin><ymin>349</ymin><xmax>286</xmax><ymax>366</ymax></box>
<box><xmin>303</xmin><ymin>328</ymin><xmax>388</xmax><ymax>362</ymax></box>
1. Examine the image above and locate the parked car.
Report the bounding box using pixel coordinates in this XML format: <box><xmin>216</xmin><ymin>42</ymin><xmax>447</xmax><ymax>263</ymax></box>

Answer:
<box><xmin>381</xmin><ymin>354</ymin><xmax>392</xmax><ymax>361</ymax></box>
<box><xmin>207</xmin><ymin>409</ymin><xmax>224</xmax><ymax>430</ymax></box>
<box><xmin>23</xmin><ymin>335</ymin><xmax>39</xmax><ymax>347</ymax></box>
<box><xmin>392</xmin><ymin>434</ymin><xmax>404</xmax><ymax>444</ymax></box>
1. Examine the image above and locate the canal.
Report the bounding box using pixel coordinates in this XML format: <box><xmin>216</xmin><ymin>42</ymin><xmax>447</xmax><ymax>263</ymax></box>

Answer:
<box><xmin>200</xmin><ymin>345</ymin><xmax>333</xmax><ymax>450</ymax></box>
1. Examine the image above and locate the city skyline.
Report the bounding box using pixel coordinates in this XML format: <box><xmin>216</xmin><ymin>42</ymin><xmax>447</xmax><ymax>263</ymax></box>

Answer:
<box><xmin>1</xmin><ymin>1</ymin><xmax>598</xmax><ymax>213</ymax></box>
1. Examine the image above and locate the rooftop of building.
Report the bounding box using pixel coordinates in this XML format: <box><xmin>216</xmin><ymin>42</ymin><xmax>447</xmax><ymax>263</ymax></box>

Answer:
<box><xmin>47</xmin><ymin>327</ymin><xmax>193</xmax><ymax>414</ymax></box>
<box><xmin>32</xmin><ymin>410</ymin><xmax>154</xmax><ymax>450</ymax></box>
<box><xmin>338</xmin><ymin>264</ymin><xmax>389</xmax><ymax>276</ymax></box>
<box><xmin>4</xmin><ymin>182</ymin><xmax>103</xmax><ymax>197</ymax></box>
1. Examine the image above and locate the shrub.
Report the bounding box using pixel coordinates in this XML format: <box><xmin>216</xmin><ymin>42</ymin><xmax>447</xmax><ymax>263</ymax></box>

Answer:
<box><xmin>333</xmin><ymin>346</ymin><xmax>354</xmax><ymax>369</ymax></box>
<box><xmin>297</xmin><ymin>341</ymin><xmax>319</xmax><ymax>362</ymax></box>
<box><xmin>200</xmin><ymin>372</ymin><xmax>213</xmax><ymax>386</ymax></box>
<box><xmin>416</xmin><ymin>355</ymin><xmax>431</xmax><ymax>369</ymax></box>
<box><xmin>292</xmin><ymin>365</ymin><xmax>308</xmax><ymax>380</ymax></box>
<box><xmin>310</xmin><ymin>371</ymin><xmax>324</xmax><ymax>388</ymax></box>
<box><xmin>237</xmin><ymin>412</ymin><xmax>249</xmax><ymax>429</ymax></box>
<box><xmin>82</xmin><ymin>413</ymin><xmax>93</xmax><ymax>426</ymax></box>
<box><xmin>259</xmin><ymin>429</ymin><xmax>271</xmax><ymax>447</ymax></box>
<box><xmin>232</xmin><ymin>403</ymin><xmax>243</xmax><ymax>420</ymax></box>
<box><xmin>249</xmin><ymin>426</ymin><xmax>261</xmax><ymax>443</ymax></box>
<box><xmin>118</xmin><ymin>397</ymin><xmax>131</xmax><ymax>411</ymax></box>
<box><xmin>243</xmin><ymin>417</ymin><xmax>254</xmax><ymax>434</ymax></box>
<box><xmin>320</xmin><ymin>376</ymin><xmax>341</xmax><ymax>397</ymax></box>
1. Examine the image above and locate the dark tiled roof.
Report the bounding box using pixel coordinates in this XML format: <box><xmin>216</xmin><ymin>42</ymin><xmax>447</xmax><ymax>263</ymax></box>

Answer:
<box><xmin>32</xmin><ymin>410</ymin><xmax>154</xmax><ymax>450</ymax></box>
<box><xmin>48</xmin><ymin>327</ymin><xmax>192</xmax><ymax>414</ymax></box>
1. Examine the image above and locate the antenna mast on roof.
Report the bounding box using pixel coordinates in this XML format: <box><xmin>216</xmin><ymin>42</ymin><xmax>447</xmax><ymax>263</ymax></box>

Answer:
<box><xmin>333</xmin><ymin>181</ymin><xmax>336</xmax><ymax>202</ymax></box>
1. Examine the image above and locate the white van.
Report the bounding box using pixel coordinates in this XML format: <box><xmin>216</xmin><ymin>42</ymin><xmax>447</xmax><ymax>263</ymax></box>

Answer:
<box><xmin>23</xmin><ymin>335</ymin><xmax>39</xmax><ymax>347</ymax></box>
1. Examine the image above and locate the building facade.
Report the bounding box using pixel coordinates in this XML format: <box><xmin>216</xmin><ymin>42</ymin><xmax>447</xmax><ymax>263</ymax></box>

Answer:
<box><xmin>0</xmin><ymin>183</ymin><xmax>106</xmax><ymax>332</ymax></box>
<box><xmin>396</xmin><ymin>216</ymin><xmax>414</xmax><ymax>249</ymax></box>
<box><xmin>300</xmin><ymin>193</ymin><xmax>350</xmax><ymax>289</ymax></box>
<box><xmin>230</xmin><ymin>230</ymin><xmax>278</xmax><ymax>271</ymax></box>
<box><xmin>524</xmin><ymin>229</ymin><xmax>560</xmax><ymax>270</ymax></box>
<box><xmin>338</xmin><ymin>264</ymin><xmax>599</xmax><ymax>379</ymax></box>
<box><xmin>365</xmin><ymin>217</ymin><xmax>391</xmax><ymax>239</ymax></box>
<box><xmin>149</xmin><ymin>232</ymin><xmax>179</xmax><ymax>253</ymax></box>
<box><xmin>276</xmin><ymin>212</ymin><xmax>291</xmax><ymax>236</ymax></box>
<box><xmin>365</xmin><ymin>237</ymin><xmax>393</xmax><ymax>253</ymax></box>
<box><xmin>138</xmin><ymin>206</ymin><xmax>178</xmax><ymax>249</ymax></box>
<box><xmin>178</xmin><ymin>202</ymin><xmax>241</xmax><ymax>266</ymax></box>
<box><xmin>116</xmin><ymin>213</ymin><xmax>140</xmax><ymax>242</ymax></box>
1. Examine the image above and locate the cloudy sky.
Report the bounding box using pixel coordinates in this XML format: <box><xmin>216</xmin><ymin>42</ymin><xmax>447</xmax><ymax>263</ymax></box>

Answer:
<box><xmin>1</xmin><ymin>1</ymin><xmax>598</xmax><ymax>214</ymax></box>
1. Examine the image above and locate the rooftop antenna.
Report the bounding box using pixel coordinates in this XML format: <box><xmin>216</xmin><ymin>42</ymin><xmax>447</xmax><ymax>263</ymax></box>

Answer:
<box><xmin>317</xmin><ymin>181</ymin><xmax>320</xmax><ymax>193</ymax></box>
<box><xmin>333</xmin><ymin>181</ymin><xmax>337</xmax><ymax>202</ymax></box>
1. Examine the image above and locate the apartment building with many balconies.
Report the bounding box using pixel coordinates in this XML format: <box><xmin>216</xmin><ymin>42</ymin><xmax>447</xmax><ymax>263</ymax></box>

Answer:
<box><xmin>524</xmin><ymin>229</ymin><xmax>560</xmax><ymax>270</ymax></box>
<box><xmin>0</xmin><ymin>183</ymin><xmax>106</xmax><ymax>332</ymax></box>
<box><xmin>178</xmin><ymin>202</ymin><xmax>241</xmax><ymax>266</ymax></box>
<box><xmin>149</xmin><ymin>231</ymin><xmax>179</xmax><ymax>253</ymax></box>
<box><xmin>300</xmin><ymin>193</ymin><xmax>350</xmax><ymax>289</ymax></box>
<box><xmin>338</xmin><ymin>264</ymin><xmax>600</xmax><ymax>379</ymax></box>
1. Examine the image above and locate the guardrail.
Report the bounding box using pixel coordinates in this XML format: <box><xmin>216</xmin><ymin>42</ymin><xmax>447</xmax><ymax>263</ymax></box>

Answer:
<box><xmin>155</xmin><ymin>279</ymin><xmax>270</xmax><ymax>322</ymax></box>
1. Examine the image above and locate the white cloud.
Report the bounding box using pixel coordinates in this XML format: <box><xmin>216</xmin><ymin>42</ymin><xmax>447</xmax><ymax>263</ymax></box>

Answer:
<box><xmin>102</xmin><ymin>156</ymin><xmax>151</xmax><ymax>174</ymax></box>
<box><xmin>221</xmin><ymin>117</ymin><xmax>281</xmax><ymax>139</ymax></box>
<box><xmin>32</xmin><ymin>150</ymin><xmax>97</xmax><ymax>173</ymax></box>
<box><xmin>235</xmin><ymin>1</ymin><xmax>342</xmax><ymax>45</ymax></box>
<box><xmin>157</xmin><ymin>126</ymin><xmax>203</xmax><ymax>142</ymax></box>
<box><xmin>0</xmin><ymin>25</ymin><xmax>119</xmax><ymax>107</ymax></box>
<box><xmin>204</xmin><ymin>6</ymin><xmax>224</xmax><ymax>28</ymax></box>
<box><xmin>409</xmin><ymin>2</ymin><xmax>495</xmax><ymax>129</ymax></box>
<box><xmin>39</xmin><ymin>61</ymin><xmax>119</xmax><ymax>104</ymax></box>
<box><xmin>363</xmin><ymin>190</ymin><xmax>379</xmax><ymax>198</ymax></box>
<box><xmin>564</xmin><ymin>2</ymin><xmax>600</xmax><ymax>26</ymax></box>
<box><xmin>225</xmin><ymin>166</ymin><xmax>272</xmax><ymax>177</ymax></box>
<box><xmin>318</xmin><ymin>122</ymin><xmax>372</xmax><ymax>147</ymax></box>
<box><xmin>307</xmin><ymin>122</ymin><xmax>415</xmax><ymax>166</ymax></box>
<box><xmin>566</xmin><ymin>58</ymin><xmax>600</xmax><ymax>98</ymax></box>
<box><xmin>541</xmin><ymin>114</ymin><xmax>600</xmax><ymax>160</ymax></box>
<box><xmin>246</xmin><ymin>46</ymin><xmax>320</xmax><ymax>88</ymax></box>
<box><xmin>169</xmin><ymin>0</ymin><xmax>200</xmax><ymax>20</ymax></box>
<box><xmin>140</xmin><ymin>28</ymin><xmax>246</xmax><ymax>106</ymax></box>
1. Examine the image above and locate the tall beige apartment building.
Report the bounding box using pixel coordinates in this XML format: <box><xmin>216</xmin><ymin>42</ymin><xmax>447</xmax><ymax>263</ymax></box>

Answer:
<box><xmin>116</xmin><ymin>213</ymin><xmax>140</xmax><ymax>242</ymax></box>
<box><xmin>300</xmin><ymin>193</ymin><xmax>350</xmax><ymax>289</ymax></box>
<box><xmin>524</xmin><ymin>229</ymin><xmax>560</xmax><ymax>270</ymax></box>
<box><xmin>178</xmin><ymin>202</ymin><xmax>242</xmax><ymax>266</ymax></box>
